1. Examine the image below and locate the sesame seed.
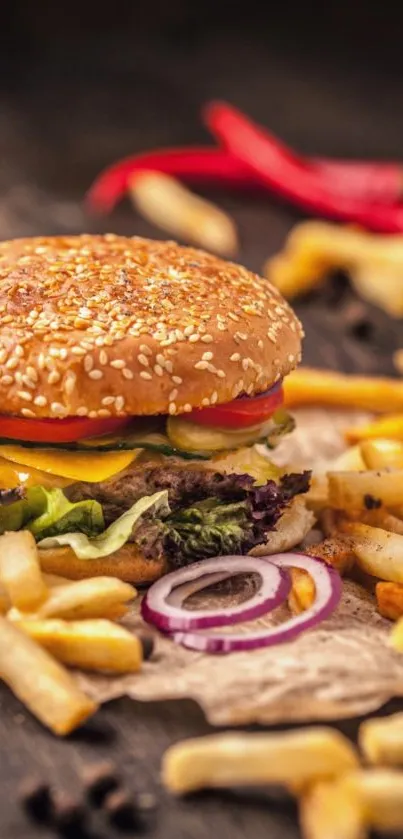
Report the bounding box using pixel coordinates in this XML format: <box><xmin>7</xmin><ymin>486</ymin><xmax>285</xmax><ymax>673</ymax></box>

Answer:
<box><xmin>115</xmin><ymin>396</ymin><xmax>125</xmax><ymax>412</ymax></box>
<box><xmin>59</xmin><ymin>348</ymin><xmax>68</xmax><ymax>360</ymax></box>
<box><xmin>21</xmin><ymin>408</ymin><xmax>36</xmax><ymax>418</ymax></box>
<box><xmin>140</xmin><ymin>371</ymin><xmax>152</xmax><ymax>381</ymax></box>
<box><xmin>0</xmin><ymin>350</ymin><xmax>7</xmax><ymax>364</ymax></box>
<box><xmin>97</xmin><ymin>409</ymin><xmax>111</xmax><ymax>418</ymax></box>
<box><xmin>51</xmin><ymin>402</ymin><xmax>65</xmax><ymax>415</ymax></box>
<box><xmin>139</xmin><ymin>344</ymin><xmax>152</xmax><ymax>356</ymax></box>
<box><xmin>84</xmin><ymin>355</ymin><xmax>94</xmax><ymax>372</ymax></box>
<box><xmin>6</xmin><ymin>358</ymin><xmax>18</xmax><ymax>370</ymax></box>
<box><xmin>216</xmin><ymin>369</ymin><xmax>226</xmax><ymax>378</ymax></box>
<box><xmin>258</xmin><ymin>339</ymin><xmax>264</xmax><ymax>349</ymax></box>
<box><xmin>34</xmin><ymin>395</ymin><xmax>47</xmax><ymax>407</ymax></box>
<box><xmin>14</xmin><ymin>345</ymin><xmax>24</xmax><ymax>358</ymax></box>
<box><xmin>154</xmin><ymin>364</ymin><xmax>164</xmax><ymax>377</ymax></box>
<box><xmin>246</xmin><ymin>383</ymin><xmax>254</xmax><ymax>394</ymax></box>
<box><xmin>17</xmin><ymin>390</ymin><xmax>32</xmax><ymax>402</ymax></box>
<box><xmin>14</xmin><ymin>372</ymin><xmax>23</xmax><ymax>385</ymax></box>
<box><xmin>77</xmin><ymin>406</ymin><xmax>89</xmax><ymax>416</ymax></box>
<box><xmin>122</xmin><ymin>368</ymin><xmax>134</xmax><ymax>379</ymax></box>
<box><xmin>169</xmin><ymin>402</ymin><xmax>177</xmax><ymax>415</ymax></box>
<box><xmin>22</xmin><ymin>376</ymin><xmax>36</xmax><ymax>390</ymax></box>
<box><xmin>49</xmin><ymin>347</ymin><xmax>60</xmax><ymax>358</ymax></box>
<box><xmin>0</xmin><ymin>375</ymin><xmax>13</xmax><ymax>385</ymax></box>
<box><xmin>288</xmin><ymin>353</ymin><xmax>295</xmax><ymax>363</ymax></box>
<box><xmin>183</xmin><ymin>403</ymin><xmax>192</xmax><ymax>412</ymax></box>
<box><xmin>201</xmin><ymin>397</ymin><xmax>210</xmax><ymax>406</ymax></box>
<box><xmin>88</xmin><ymin>369</ymin><xmax>103</xmax><ymax>380</ymax></box>
<box><xmin>189</xmin><ymin>334</ymin><xmax>199</xmax><ymax>343</ymax></box>
<box><xmin>169</xmin><ymin>388</ymin><xmax>178</xmax><ymax>401</ymax></box>
<box><xmin>267</xmin><ymin>331</ymin><xmax>276</xmax><ymax>343</ymax></box>
<box><xmin>211</xmin><ymin>391</ymin><xmax>218</xmax><ymax>404</ymax></box>
<box><xmin>202</xmin><ymin>351</ymin><xmax>213</xmax><ymax>361</ymax></box>
<box><xmin>165</xmin><ymin>360</ymin><xmax>173</xmax><ymax>374</ymax></box>
<box><xmin>242</xmin><ymin>359</ymin><xmax>249</xmax><ymax>371</ymax></box>
<box><xmin>102</xmin><ymin>396</ymin><xmax>116</xmax><ymax>406</ymax></box>
<box><xmin>88</xmin><ymin>410</ymin><xmax>98</xmax><ymax>419</ymax></box>
<box><xmin>99</xmin><ymin>350</ymin><xmax>108</xmax><ymax>366</ymax></box>
<box><xmin>201</xmin><ymin>334</ymin><xmax>213</xmax><ymax>343</ymax></box>
<box><xmin>48</xmin><ymin>371</ymin><xmax>61</xmax><ymax>385</ymax></box>
<box><xmin>217</xmin><ymin>323</ymin><xmax>227</xmax><ymax>331</ymax></box>
<box><xmin>156</xmin><ymin>354</ymin><xmax>166</xmax><ymax>367</ymax></box>
<box><xmin>184</xmin><ymin>325</ymin><xmax>194</xmax><ymax>337</ymax></box>
<box><xmin>64</xmin><ymin>372</ymin><xmax>76</xmax><ymax>395</ymax></box>
<box><xmin>195</xmin><ymin>360</ymin><xmax>208</xmax><ymax>371</ymax></box>
<box><xmin>110</xmin><ymin>359</ymin><xmax>125</xmax><ymax>369</ymax></box>
<box><xmin>175</xmin><ymin>329</ymin><xmax>185</xmax><ymax>341</ymax></box>
<box><xmin>172</xmin><ymin>375</ymin><xmax>182</xmax><ymax>385</ymax></box>
<box><xmin>230</xmin><ymin>352</ymin><xmax>241</xmax><ymax>362</ymax></box>
<box><xmin>228</xmin><ymin>312</ymin><xmax>239</xmax><ymax>322</ymax></box>
<box><xmin>138</xmin><ymin>353</ymin><xmax>149</xmax><ymax>367</ymax></box>
<box><xmin>26</xmin><ymin>366</ymin><xmax>38</xmax><ymax>382</ymax></box>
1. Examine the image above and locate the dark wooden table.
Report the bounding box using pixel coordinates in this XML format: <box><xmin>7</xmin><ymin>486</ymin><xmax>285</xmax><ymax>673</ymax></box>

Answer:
<box><xmin>1</xmin><ymin>5</ymin><xmax>403</xmax><ymax>837</ymax></box>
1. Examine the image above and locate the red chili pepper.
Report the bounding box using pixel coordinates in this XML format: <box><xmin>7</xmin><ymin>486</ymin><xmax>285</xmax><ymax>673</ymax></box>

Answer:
<box><xmin>313</xmin><ymin>159</ymin><xmax>403</xmax><ymax>204</ymax></box>
<box><xmin>205</xmin><ymin>101</ymin><xmax>403</xmax><ymax>233</ymax></box>
<box><xmin>86</xmin><ymin>147</ymin><xmax>262</xmax><ymax>214</ymax></box>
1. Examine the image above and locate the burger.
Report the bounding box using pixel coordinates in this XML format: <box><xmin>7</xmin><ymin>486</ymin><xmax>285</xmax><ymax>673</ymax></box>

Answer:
<box><xmin>0</xmin><ymin>234</ymin><xmax>310</xmax><ymax>583</ymax></box>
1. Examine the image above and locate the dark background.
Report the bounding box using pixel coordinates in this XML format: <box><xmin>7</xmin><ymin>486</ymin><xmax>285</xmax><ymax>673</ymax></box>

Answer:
<box><xmin>0</xmin><ymin>3</ymin><xmax>402</xmax><ymax>837</ymax></box>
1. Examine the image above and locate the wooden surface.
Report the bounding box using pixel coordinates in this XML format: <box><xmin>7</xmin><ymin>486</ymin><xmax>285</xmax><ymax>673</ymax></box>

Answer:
<box><xmin>1</xmin><ymin>5</ymin><xmax>403</xmax><ymax>838</ymax></box>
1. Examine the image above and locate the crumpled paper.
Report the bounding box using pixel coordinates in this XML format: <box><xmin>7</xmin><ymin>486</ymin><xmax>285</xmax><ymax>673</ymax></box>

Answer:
<box><xmin>75</xmin><ymin>409</ymin><xmax>403</xmax><ymax>724</ymax></box>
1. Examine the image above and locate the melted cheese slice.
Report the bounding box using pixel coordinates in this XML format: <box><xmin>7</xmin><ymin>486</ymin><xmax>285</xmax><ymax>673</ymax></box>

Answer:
<box><xmin>0</xmin><ymin>446</ymin><xmax>140</xmax><ymax>484</ymax></box>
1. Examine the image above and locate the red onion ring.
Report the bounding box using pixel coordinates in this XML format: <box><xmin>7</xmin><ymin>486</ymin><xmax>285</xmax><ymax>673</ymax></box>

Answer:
<box><xmin>171</xmin><ymin>553</ymin><xmax>342</xmax><ymax>653</ymax></box>
<box><xmin>141</xmin><ymin>556</ymin><xmax>291</xmax><ymax>632</ymax></box>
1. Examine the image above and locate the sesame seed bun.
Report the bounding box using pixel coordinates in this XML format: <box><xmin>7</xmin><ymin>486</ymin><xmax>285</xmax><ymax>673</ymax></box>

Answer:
<box><xmin>0</xmin><ymin>234</ymin><xmax>303</xmax><ymax>419</ymax></box>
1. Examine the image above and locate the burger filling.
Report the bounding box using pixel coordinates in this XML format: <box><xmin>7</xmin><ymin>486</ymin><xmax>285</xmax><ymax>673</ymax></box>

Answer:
<box><xmin>0</xmin><ymin>381</ymin><xmax>310</xmax><ymax>568</ymax></box>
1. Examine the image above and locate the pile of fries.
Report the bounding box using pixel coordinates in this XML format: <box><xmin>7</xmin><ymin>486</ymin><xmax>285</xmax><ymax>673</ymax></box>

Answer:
<box><xmin>163</xmin><ymin>712</ymin><xmax>403</xmax><ymax>837</ymax></box>
<box><xmin>0</xmin><ymin>531</ymin><xmax>146</xmax><ymax>736</ymax></box>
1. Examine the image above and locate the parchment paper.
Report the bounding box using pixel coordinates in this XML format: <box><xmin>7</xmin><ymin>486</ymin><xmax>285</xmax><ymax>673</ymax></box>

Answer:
<box><xmin>76</xmin><ymin>409</ymin><xmax>403</xmax><ymax>724</ymax></box>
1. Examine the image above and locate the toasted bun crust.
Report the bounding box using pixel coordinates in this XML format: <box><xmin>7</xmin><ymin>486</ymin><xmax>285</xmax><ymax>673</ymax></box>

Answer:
<box><xmin>38</xmin><ymin>544</ymin><xmax>166</xmax><ymax>584</ymax></box>
<box><xmin>0</xmin><ymin>234</ymin><xmax>302</xmax><ymax>419</ymax></box>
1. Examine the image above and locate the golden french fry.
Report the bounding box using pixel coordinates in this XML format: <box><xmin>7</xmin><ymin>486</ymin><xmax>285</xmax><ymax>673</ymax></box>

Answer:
<box><xmin>288</xmin><ymin>568</ymin><xmax>316</xmax><ymax>614</ymax></box>
<box><xmin>283</xmin><ymin>368</ymin><xmax>403</xmax><ymax>413</ymax></box>
<box><xmin>342</xmin><ymin>770</ymin><xmax>403</xmax><ymax>832</ymax></box>
<box><xmin>17</xmin><ymin>619</ymin><xmax>144</xmax><ymax>673</ymax></box>
<box><xmin>0</xmin><ymin>581</ymin><xmax>10</xmax><ymax>614</ymax></box>
<box><xmin>0</xmin><ymin>531</ymin><xmax>48</xmax><ymax>612</ymax></box>
<box><xmin>16</xmin><ymin>577</ymin><xmax>136</xmax><ymax>621</ymax></box>
<box><xmin>341</xmin><ymin>522</ymin><xmax>403</xmax><ymax>582</ymax></box>
<box><xmin>331</xmin><ymin>445</ymin><xmax>367</xmax><ymax>472</ymax></box>
<box><xmin>299</xmin><ymin>779</ymin><xmax>365</xmax><ymax>839</ymax></box>
<box><xmin>351</xmin><ymin>262</ymin><xmax>403</xmax><ymax>318</ymax></box>
<box><xmin>360</xmin><ymin>438</ymin><xmax>403</xmax><ymax>469</ymax></box>
<box><xmin>129</xmin><ymin>171</ymin><xmax>238</xmax><ymax>257</ymax></box>
<box><xmin>347</xmin><ymin>417</ymin><xmax>403</xmax><ymax>444</ymax></box>
<box><xmin>327</xmin><ymin>469</ymin><xmax>403</xmax><ymax>510</ymax></box>
<box><xmin>376</xmin><ymin>582</ymin><xmax>403</xmax><ymax>620</ymax></box>
<box><xmin>0</xmin><ymin>615</ymin><xmax>96</xmax><ymax>735</ymax></box>
<box><xmin>357</xmin><ymin>508</ymin><xmax>403</xmax><ymax>536</ymax></box>
<box><xmin>390</xmin><ymin>615</ymin><xmax>403</xmax><ymax>650</ymax></box>
<box><xmin>43</xmin><ymin>573</ymin><xmax>73</xmax><ymax>587</ymax></box>
<box><xmin>359</xmin><ymin>713</ymin><xmax>403</xmax><ymax>766</ymax></box>
<box><xmin>162</xmin><ymin>729</ymin><xmax>359</xmax><ymax>794</ymax></box>
<box><xmin>288</xmin><ymin>539</ymin><xmax>355</xmax><ymax>615</ymax></box>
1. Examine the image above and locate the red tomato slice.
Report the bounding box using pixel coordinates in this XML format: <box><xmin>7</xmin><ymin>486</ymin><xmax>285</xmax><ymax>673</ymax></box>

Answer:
<box><xmin>0</xmin><ymin>415</ymin><xmax>132</xmax><ymax>443</ymax></box>
<box><xmin>187</xmin><ymin>385</ymin><xmax>284</xmax><ymax>429</ymax></box>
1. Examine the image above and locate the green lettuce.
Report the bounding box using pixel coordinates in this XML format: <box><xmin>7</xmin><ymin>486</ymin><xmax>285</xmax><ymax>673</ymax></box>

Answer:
<box><xmin>0</xmin><ymin>486</ymin><xmax>104</xmax><ymax>539</ymax></box>
<box><xmin>38</xmin><ymin>490</ymin><xmax>170</xmax><ymax>559</ymax></box>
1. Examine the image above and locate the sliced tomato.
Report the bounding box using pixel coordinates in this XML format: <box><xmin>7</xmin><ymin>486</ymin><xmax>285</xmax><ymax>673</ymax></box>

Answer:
<box><xmin>0</xmin><ymin>415</ymin><xmax>132</xmax><ymax>443</ymax></box>
<box><xmin>187</xmin><ymin>384</ymin><xmax>284</xmax><ymax>429</ymax></box>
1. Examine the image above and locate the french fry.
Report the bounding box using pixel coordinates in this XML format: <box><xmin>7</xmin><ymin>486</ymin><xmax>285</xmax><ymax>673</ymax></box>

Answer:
<box><xmin>359</xmin><ymin>712</ymin><xmax>403</xmax><ymax>766</ymax></box>
<box><xmin>0</xmin><ymin>616</ymin><xmax>96</xmax><ymax>735</ymax></box>
<box><xmin>0</xmin><ymin>531</ymin><xmax>48</xmax><ymax>612</ymax></box>
<box><xmin>341</xmin><ymin>522</ymin><xmax>403</xmax><ymax>583</ymax></box>
<box><xmin>390</xmin><ymin>615</ymin><xmax>403</xmax><ymax>650</ymax></box>
<box><xmin>14</xmin><ymin>577</ymin><xmax>136</xmax><ymax>621</ymax></box>
<box><xmin>0</xmin><ymin>581</ymin><xmax>10</xmax><ymax>614</ymax></box>
<box><xmin>16</xmin><ymin>619</ymin><xmax>145</xmax><ymax>673</ymax></box>
<box><xmin>360</xmin><ymin>438</ymin><xmax>403</xmax><ymax>469</ymax></box>
<box><xmin>299</xmin><ymin>779</ymin><xmax>365</xmax><ymax>839</ymax></box>
<box><xmin>327</xmin><ymin>469</ymin><xmax>403</xmax><ymax>510</ymax></box>
<box><xmin>288</xmin><ymin>568</ymin><xmax>316</xmax><ymax>614</ymax></box>
<box><xmin>305</xmin><ymin>537</ymin><xmax>356</xmax><ymax>576</ymax></box>
<box><xmin>358</xmin><ymin>509</ymin><xmax>403</xmax><ymax>536</ymax></box>
<box><xmin>341</xmin><ymin>770</ymin><xmax>403</xmax><ymax>832</ymax></box>
<box><xmin>162</xmin><ymin>729</ymin><xmax>359</xmax><ymax>794</ymax></box>
<box><xmin>346</xmin><ymin>417</ymin><xmax>403</xmax><ymax>444</ymax></box>
<box><xmin>283</xmin><ymin>368</ymin><xmax>403</xmax><ymax>413</ymax></box>
<box><xmin>129</xmin><ymin>171</ymin><xmax>238</xmax><ymax>257</ymax></box>
<box><xmin>376</xmin><ymin>582</ymin><xmax>403</xmax><ymax>620</ymax></box>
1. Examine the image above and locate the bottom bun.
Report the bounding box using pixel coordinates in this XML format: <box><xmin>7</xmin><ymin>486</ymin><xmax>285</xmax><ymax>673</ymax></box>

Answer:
<box><xmin>38</xmin><ymin>544</ymin><xmax>166</xmax><ymax>585</ymax></box>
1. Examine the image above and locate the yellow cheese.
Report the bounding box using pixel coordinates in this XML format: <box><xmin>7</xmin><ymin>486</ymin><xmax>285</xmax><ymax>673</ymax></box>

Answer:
<box><xmin>0</xmin><ymin>446</ymin><xmax>140</xmax><ymax>483</ymax></box>
<box><xmin>0</xmin><ymin>457</ymin><xmax>72</xmax><ymax>489</ymax></box>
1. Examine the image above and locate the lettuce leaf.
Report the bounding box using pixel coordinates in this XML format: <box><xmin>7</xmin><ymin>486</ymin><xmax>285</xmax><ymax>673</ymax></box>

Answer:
<box><xmin>38</xmin><ymin>490</ymin><xmax>170</xmax><ymax>559</ymax></box>
<box><xmin>0</xmin><ymin>486</ymin><xmax>104</xmax><ymax>539</ymax></box>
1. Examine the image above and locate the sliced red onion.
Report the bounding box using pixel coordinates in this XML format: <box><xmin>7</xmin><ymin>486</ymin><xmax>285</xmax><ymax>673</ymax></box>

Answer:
<box><xmin>171</xmin><ymin>553</ymin><xmax>342</xmax><ymax>653</ymax></box>
<box><xmin>141</xmin><ymin>556</ymin><xmax>290</xmax><ymax>632</ymax></box>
